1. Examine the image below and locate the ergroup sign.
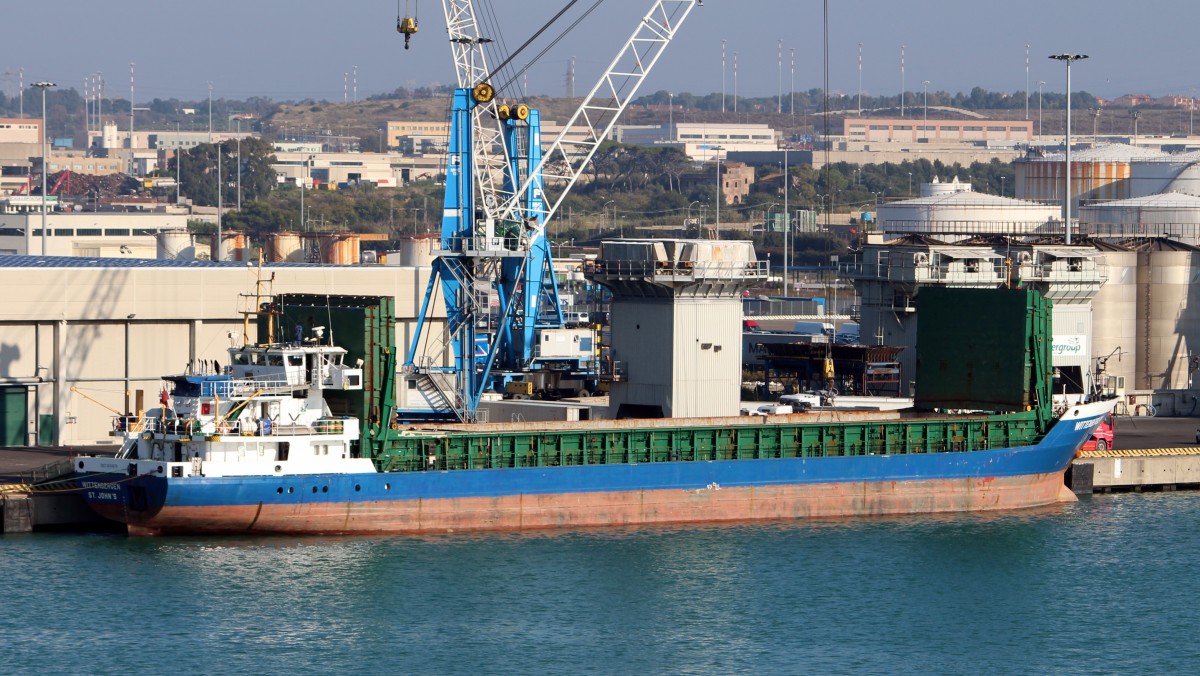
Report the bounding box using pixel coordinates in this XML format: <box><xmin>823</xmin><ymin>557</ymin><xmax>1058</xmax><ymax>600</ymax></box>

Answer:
<box><xmin>1052</xmin><ymin>334</ymin><xmax>1086</xmax><ymax>357</ymax></box>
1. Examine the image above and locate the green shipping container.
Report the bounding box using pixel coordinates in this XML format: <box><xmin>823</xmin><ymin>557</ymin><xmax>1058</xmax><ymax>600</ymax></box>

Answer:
<box><xmin>914</xmin><ymin>287</ymin><xmax>1052</xmax><ymax>413</ymax></box>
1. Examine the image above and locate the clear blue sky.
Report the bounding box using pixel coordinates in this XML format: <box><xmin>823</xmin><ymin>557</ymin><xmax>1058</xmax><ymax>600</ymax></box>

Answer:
<box><xmin>4</xmin><ymin>1</ymin><xmax>1194</xmax><ymax>104</ymax></box>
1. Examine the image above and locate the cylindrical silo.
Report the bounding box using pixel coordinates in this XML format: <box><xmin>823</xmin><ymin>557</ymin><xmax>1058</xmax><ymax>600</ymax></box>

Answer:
<box><xmin>397</xmin><ymin>235</ymin><xmax>437</xmax><ymax>266</ymax></box>
<box><xmin>267</xmin><ymin>232</ymin><xmax>304</xmax><ymax>262</ymax></box>
<box><xmin>320</xmin><ymin>234</ymin><xmax>360</xmax><ymax>265</ymax></box>
<box><xmin>155</xmin><ymin>229</ymin><xmax>195</xmax><ymax>260</ymax></box>
<box><xmin>1090</xmin><ymin>245</ymin><xmax>1137</xmax><ymax>393</ymax></box>
<box><xmin>210</xmin><ymin>233</ymin><xmax>247</xmax><ymax>262</ymax></box>
<box><xmin>1137</xmin><ymin>242</ymin><xmax>1200</xmax><ymax>390</ymax></box>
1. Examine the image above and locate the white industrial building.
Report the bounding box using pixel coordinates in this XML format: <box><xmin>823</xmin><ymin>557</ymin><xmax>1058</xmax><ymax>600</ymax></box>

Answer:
<box><xmin>587</xmin><ymin>239</ymin><xmax>767</xmax><ymax>418</ymax></box>
<box><xmin>616</xmin><ymin>122</ymin><xmax>777</xmax><ymax>160</ymax></box>
<box><xmin>0</xmin><ymin>208</ymin><xmax>190</xmax><ymax>257</ymax></box>
<box><xmin>849</xmin><ymin>238</ymin><xmax>1105</xmax><ymax>402</ymax></box>
<box><xmin>0</xmin><ymin>257</ymin><xmax>441</xmax><ymax>447</ymax></box>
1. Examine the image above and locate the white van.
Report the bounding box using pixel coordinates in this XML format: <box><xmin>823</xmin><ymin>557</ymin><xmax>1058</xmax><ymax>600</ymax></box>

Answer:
<box><xmin>779</xmin><ymin>393</ymin><xmax>821</xmax><ymax>410</ymax></box>
<box><xmin>564</xmin><ymin>311</ymin><xmax>590</xmax><ymax>327</ymax></box>
<box><xmin>793</xmin><ymin>321</ymin><xmax>835</xmax><ymax>336</ymax></box>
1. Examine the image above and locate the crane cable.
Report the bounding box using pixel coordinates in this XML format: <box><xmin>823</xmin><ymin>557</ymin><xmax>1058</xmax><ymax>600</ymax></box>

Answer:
<box><xmin>487</xmin><ymin>0</ymin><xmax>583</xmax><ymax>85</ymax></box>
<box><xmin>493</xmin><ymin>0</ymin><xmax>604</xmax><ymax>95</ymax></box>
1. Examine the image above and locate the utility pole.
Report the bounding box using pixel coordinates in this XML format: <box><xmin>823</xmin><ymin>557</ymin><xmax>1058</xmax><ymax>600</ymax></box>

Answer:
<box><xmin>857</xmin><ymin>42</ymin><xmax>863</xmax><ymax>116</ymax></box>
<box><xmin>733</xmin><ymin>51</ymin><xmax>738</xmax><ymax>114</ymax></box>
<box><xmin>216</xmin><ymin>142</ymin><xmax>222</xmax><ymax>262</ymax></box>
<box><xmin>721</xmin><ymin>39</ymin><xmax>726</xmax><ymax>113</ymax></box>
<box><xmin>129</xmin><ymin>62</ymin><xmax>135</xmax><ymax>176</ymax></box>
<box><xmin>1025</xmin><ymin>44</ymin><xmax>1031</xmax><ymax>120</ymax></box>
<box><xmin>900</xmin><ymin>44</ymin><xmax>906</xmax><ymax>117</ymax></box>
<box><xmin>777</xmin><ymin>39</ymin><xmax>783</xmax><ymax>114</ymax></box>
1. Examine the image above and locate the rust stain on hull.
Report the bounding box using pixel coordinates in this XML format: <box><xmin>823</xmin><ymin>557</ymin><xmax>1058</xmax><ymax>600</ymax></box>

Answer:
<box><xmin>121</xmin><ymin>472</ymin><xmax>1070</xmax><ymax>536</ymax></box>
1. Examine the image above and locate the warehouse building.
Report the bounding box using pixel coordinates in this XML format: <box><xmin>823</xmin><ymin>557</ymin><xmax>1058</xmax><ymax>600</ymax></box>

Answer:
<box><xmin>0</xmin><ymin>257</ymin><xmax>440</xmax><ymax>447</ymax></box>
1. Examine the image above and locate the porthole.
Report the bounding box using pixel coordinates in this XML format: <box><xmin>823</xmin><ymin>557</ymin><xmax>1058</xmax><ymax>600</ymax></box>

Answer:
<box><xmin>312</xmin><ymin>486</ymin><xmax>318</xmax><ymax>494</ymax></box>
<box><xmin>276</xmin><ymin>487</ymin><xmax>283</xmax><ymax>494</ymax></box>
<box><xmin>355</xmin><ymin>485</ymin><xmax>361</xmax><ymax>492</ymax></box>
<box><xmin>384</xmin><ymin>483</ymin><xmax>390</xmax><ymax>491</ymax></box>
<box><xmin>78</xmin><ymin>461</ymin><xmax>84</xmax><ymax>470</ymax></box>
<box><xmin>322</xmin><ymin>486</ymin><xmax>329</xmax><ymax>493</ymax></box>
<box><xmin>287</xmin><ymin>487</ymin><xmax>294</xmax><ymax>494</ymax></box>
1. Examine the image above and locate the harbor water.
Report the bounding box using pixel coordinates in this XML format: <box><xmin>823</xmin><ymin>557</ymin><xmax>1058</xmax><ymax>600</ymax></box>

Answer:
<box><xmin>4</xmin><ymin>492</ymin><xmax>1200</xmax><ymax>674</ymax></box>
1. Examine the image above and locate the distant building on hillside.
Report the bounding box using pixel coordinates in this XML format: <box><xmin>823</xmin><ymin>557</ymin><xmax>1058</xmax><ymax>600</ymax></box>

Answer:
<box><xmin>841</xmin><ymin>118</ymin><xmax>1032</xmax><ymax>144</ymax></box>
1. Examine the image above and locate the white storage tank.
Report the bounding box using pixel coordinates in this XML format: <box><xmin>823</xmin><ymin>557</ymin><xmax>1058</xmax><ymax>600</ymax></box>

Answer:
<box><xmin>267</xmin><ymin>232</ymin><xmax>305</xmax><ymax>262</ymax></box>
<box><xmin>920</xmin><ymin>175</ymin><xmax>973</xmax><ymax>197</ymax></box>
<box><xmin>395</xmin><ymin>235</ymin><xmax>437</xmax><ymax>266</ymax></box>
<box><xmin>878</xmin><ymin>191</ymin><xmax>1059</xmax><ymax>242</ymax></box>
<box><xmin>210</xmin><ymin>232</ymin><xmax>247</xmax><ymax>262</ymax></box>
<box><xmin>1128</xmin><ymin>156</ymin><xmax>1200</xmax><ymax>198</ymax></box>
<box><xmin>155</xmin><ymin>229</ymin><xmax>195</xmax><ymax>260</ymax></box>
<box><xmin>1015</xmin><ymin>144</ymin><xmax>1167</xmax><ymax>213</ymax></box>
<box><xmin>1080</xmin><ymin>192</ymin><xmax>1200</xmax><ymax>244</ymax></box>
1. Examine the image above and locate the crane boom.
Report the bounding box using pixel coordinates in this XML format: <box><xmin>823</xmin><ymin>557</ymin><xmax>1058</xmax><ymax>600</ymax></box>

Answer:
<box><xmin>404</xmin><ymin>0</ymin><xmax>697</xmax><ymax>422</ymax></box>
<box><xmin>497</xmin><ymin>0</ymin><xmax>698</xmax><ymax>246</ymax></box>
<box><xmin>441</xmin><ymin>0</ymin><xmax>511</xmax><ymax>222</ymax></box>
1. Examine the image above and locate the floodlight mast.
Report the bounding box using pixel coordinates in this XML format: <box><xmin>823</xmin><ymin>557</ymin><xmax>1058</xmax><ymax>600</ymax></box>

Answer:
<box><xmin>1049</xmin><ymin>53</ymin><xmax>1088</xmax><ymax>244</ymax></box>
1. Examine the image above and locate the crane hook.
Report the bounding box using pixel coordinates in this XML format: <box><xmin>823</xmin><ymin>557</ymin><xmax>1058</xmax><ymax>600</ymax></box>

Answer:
<box><xmin>397</xmin><ymin>0</ymin><xmax>418</xmax><ymax>50</ymax></box>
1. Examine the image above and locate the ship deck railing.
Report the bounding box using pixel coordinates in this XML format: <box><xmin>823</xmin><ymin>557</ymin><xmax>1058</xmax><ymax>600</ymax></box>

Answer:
<box><xmin>199</xmin><ymin>375</ymin><xmax>296</xmax><ymax>399</ymax></box>
<box><xmin>123</xmin><ymin>415</ymin><xmax>351</xmax><ymax>438</ymax></box>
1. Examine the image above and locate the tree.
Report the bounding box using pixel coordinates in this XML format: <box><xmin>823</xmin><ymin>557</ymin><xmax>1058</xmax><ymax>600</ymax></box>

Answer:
<box><xmin>175</xmin><ymin>138</ymin><xmax>277</xmax><ymax>207</ymax></box>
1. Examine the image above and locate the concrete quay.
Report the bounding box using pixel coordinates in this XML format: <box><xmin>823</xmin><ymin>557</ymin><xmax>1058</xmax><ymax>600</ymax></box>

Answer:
<box><xmin>1</xmin><ymin>446</ymin><xmax>118</xmax><ymax>534</ymax></box>
<box><xmin>1067</xmin><ymin>417</ymin><xmax>1200</xmax><ymax>494</ymax></box>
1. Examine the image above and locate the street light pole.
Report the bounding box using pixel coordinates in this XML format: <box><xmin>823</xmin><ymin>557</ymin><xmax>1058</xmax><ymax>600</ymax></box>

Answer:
<box><xmin>922</xmin><ymin>80</ymin><xmax>930</xmax><ymax>141</ymax></box>
<box><xmin>1038</xmin><ymin>81</ymin><xmax>1045</xmax><ymax>137</ymax></box>
<box><xmin>687</xmin><ymin>200</ymin><xmax>699</xmax><ymax>237</ymax></box>
<box><xmin>714</xmin><ymin>146</ymin><xmax>725</xmax><ymax>238</ymax></box>
<box><xmin>1050</xmin><ymin>53</ymin><xmax>1088</xmax><ymax>245</ymax></box>
<box><xmin>782</xmin><ymin>146</ymin><xmax>789</xmax><ymax>293</ymax></box>
<box><xmin>34</xmin><ymin>82</ymin><xmax>56</xmax><ymax>256</ymax></box>
<box><xmin>667</xmin><ymin>92</ymin><xmax>673</xmax><ymax>134</ymax></box>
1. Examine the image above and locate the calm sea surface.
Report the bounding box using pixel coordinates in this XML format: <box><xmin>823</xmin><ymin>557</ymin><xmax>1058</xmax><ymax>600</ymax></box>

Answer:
<box><xmin>4</xmin><ymin>492</ymin><xmax>1200</xmax><ymax>675</ymax></box>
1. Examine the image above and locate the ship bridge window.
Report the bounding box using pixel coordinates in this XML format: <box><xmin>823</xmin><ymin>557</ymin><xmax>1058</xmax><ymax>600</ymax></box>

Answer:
<box><xmin>288</xmin><ymin>355</ymin><xmax>304</xmax><ymax>366</ymax></box>
<box><xmin>232</xmin><ymin>353</ymin><xmax>250</xmax><ymax>366</ymax></box>
<box><xmin>267</xmin><ymin>355</ymin><xmax>284</xmax><ymax>366</ymax></box>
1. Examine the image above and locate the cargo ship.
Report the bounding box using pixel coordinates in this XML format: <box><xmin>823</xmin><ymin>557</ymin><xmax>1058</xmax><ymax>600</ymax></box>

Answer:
<box><xmin>72</xmin><ymin>290</ymin><xmax>1116</xmax><ymax>535</ymax></box>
